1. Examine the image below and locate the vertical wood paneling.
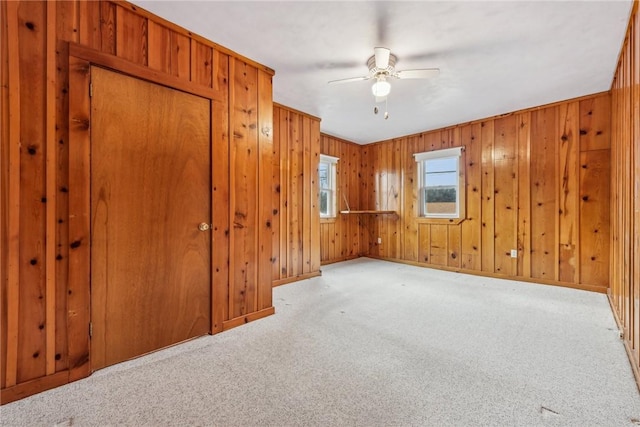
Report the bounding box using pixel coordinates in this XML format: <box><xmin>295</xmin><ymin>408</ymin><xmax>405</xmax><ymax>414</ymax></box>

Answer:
<box><xmin>580</xmin><ymin>94</ymin><xmax>611</xmax><ymax>152</ymax></box>
<box><xmin>340</xmin><ymin>139</ymin><xmax>350</xmax><ymax>258</ymax></box>
<box><xmin>309</xmin><ymin>122</ymin><xmax>321</xmax><ymax>273</ymax></box>
<box><xmin>4</xmin><ymin>0</ymin><xmax>21</xmax><ymax>389</ymax></box>
<box><xmin>147</xmin><ymin>21</ymin><xmax>190</xmax><ymax>79</ymax></box>
<box><xmin>3</xmin><ymin>0</ymin><xmax>276</xmax><ymax>402</ymax></box>
<box><xmin>78</xmin><ymin>1</ymin><xmax>100</xmax><ymax>49</ymax></box>
<box><xmin>402</xmin><ymin>135</ymin><xmax>419</xmax><ymax>262</ymax></box>
<box><xmin>67</xmin><ymin>56</ymin><xmax>91</xmax><ymax>382</ymax></box>
<box><xmin>493</xmin><ymin>116</ymin><xmax>517</xmax><ymax>276</ymax></box>
<box><xmin>211</xmin><ymin>53</ymin><xmax>229</xmax><ymax>333</ymax></box>
<box><xmin>99</xmin><ymin>1</ymin><xmax>116</xmax><ymax>55</ymax></box>
<box><xmin>279</xmin><ymin>110</ymin><xmax>289</xmax><ymax>279</ymax></box>
<box><xmin>191</xmin><ymin>41</ymin><xmax>213</xmax><ymax>88</ymax></box>
<box><xmin>517</xmin><ymin>112</ymin><xmax>532</xmax><ymax>278</ymax></box>
<box><xmin>302</xmin><ymin>117</ymin><xmax>312</xmax><ymax>271</ymax></box>
<box><xmin>115</xmin><ymin>5</ymin><xmax>147</xmax><ymax>66</ymax></box>
<box><xmin>229</xmin><ymin>59</ymin><xmax>258</xmax><ymax>318</ymax></box>
<box><xmin>430</xmin><ymin>224</ymin><xmax>447</xmax><ymax>266</ymax></box>
<box><xmin>257</xmin><ymin>70</ymin><xmax>273</xmax><ymax>310</ymax></box>
<box><xmin>610</xmin><ymin>2</ymin><xmax>639</xmax><ymax>384</ymax></box>
<box><xmin>448</xmin><ymin>225</ymin><xmax>461</xmax><ymax>268</ymax></box>
<box><xmin>17</xmin><ymin>0</ymin><xmax>47</xmax><ymax>384</ymax></box>
<box><xmin>272</xmin><ymin>105</ymin><xmax>320</xmax><ymax>283</ymax></box>
<box><xmin>418</xmin><ymin>223</ymin><xmax>430</xmax><ymax>263</ymax></box>
<box><xmin>359</xmin><ymin>93</ymin><xmax>610</xmax><ymax>295</ymax></box>
<box><xmin>461</xmin><ymin>124</ymin><xmax>481</xmax><ymax>270</ymax></box>
<box><xmin>348</xmin><ymin>144</ymin><xmax>360</xmax><ymax>257</ymax></box>
<box><xmin>530</xmin><ymin>108</ymin><xmax>557</xmax><ymax>280</ymax></box>
<box><xmin>1</xmin><ymin>0</ymin><xmax>10</xmax><ymax>389</ymax></box>
<box><xmin>580</xmin><ymin>150</ymin><xmax>610</xmax><ymax>287</ymax></box>
<box><xmin>54</xmin><ymin>8</ymin><xmax>73</xmax><ymax>376</ymax></box>
<box><xmin>289</xmin><ymin>114</ymin><xmax>301</xmax><ymax>276</ymax></box>
<box><xmin>45</xmin><ymin>0</ymin><xmax>57</xmax><ymax>376</ymax></box>
<box><xmin>481</xmin><ymin>121</ymin><xmax>495</xmax><ymax>272</ymax></box>
<box><xmin>558</xmin><ymin>102</ymin><xmax>580</xmax><ymax>283</ymax></box>
<box><xmin>271</xmin><ymin>107</ymin><xmax>282</xmax><ymax>281</ymax></box>
<box><xmin>318</xmin><ymin>134</ymin><xmax>363</xmax><ymax>265</ymax></box>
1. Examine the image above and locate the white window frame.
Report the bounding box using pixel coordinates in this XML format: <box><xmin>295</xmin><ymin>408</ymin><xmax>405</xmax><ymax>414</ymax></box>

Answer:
<box><xmin>414</xmin><ymin>147</ymin><xmax>464</xmax><ymax>219</ymax></box>
<box><xmin>319</xmin><ymin>154</ymin><xmax>339</xmax><ymax>218</ymax></box>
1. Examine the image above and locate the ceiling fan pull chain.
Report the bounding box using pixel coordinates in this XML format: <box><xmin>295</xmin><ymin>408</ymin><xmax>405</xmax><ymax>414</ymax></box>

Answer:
<box><xmin>385</xmin><ymin>97</ymin><xmax>389</xmax><ymax>120</ymax></box>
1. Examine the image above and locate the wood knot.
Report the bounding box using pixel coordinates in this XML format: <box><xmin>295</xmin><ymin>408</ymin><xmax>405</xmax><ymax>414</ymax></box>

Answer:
<box><xmin>70</xmin><ymin>240</ymin><xmax>81</xmax><ymax>249</ymax></box>
<box><xmin>25</xmin><ymin>21</ymin><xmax>35</xmax><ymax>30</ymax></box>
<box><xmin>579</xmin><ymin>129</ymin><xmax>587</xmax><ymax>135</ymax></box>
<box><xmin>71</xmin><ymin>117</ymin><xmax>90</xmax><ymax>131</ymax></box>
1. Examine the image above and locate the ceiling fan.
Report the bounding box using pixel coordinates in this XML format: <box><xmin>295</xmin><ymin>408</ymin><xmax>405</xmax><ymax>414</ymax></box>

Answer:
<box><xmin>328</xmin><ymin>47</ymin><xmax>440</xmax><ymax>118</ymax></box>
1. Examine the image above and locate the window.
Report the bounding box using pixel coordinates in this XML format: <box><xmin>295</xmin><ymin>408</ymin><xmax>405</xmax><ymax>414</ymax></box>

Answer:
<box><xmin>414</xmin><ymin>147</ymin><xmax>464</xmax><ymax>219</ymax></box>
<box><xmin>319</xmin><ymin>154</ymin><xmax>339</xmax><ymax>218</ymax></box>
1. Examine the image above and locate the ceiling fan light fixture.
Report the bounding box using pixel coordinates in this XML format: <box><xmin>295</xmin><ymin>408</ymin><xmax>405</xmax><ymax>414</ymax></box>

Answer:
<box><xmin>371</xmin><ymin>79</ymin><xmax>391</xmax><ymax>97</ymax></box>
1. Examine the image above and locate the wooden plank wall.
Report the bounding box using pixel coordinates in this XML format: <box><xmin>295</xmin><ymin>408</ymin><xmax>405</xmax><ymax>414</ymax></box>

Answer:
<box><xmin>1</xmin><ymin>0</ymin><xmax>274</xmax><ymax>403</ymax></box>
<box><xmin>320</xmin><ymin>134</ymin><xmax>363</xmax><ymax>264</ymax></box>
<box><xmin>359</xmin><ymin>92</ymin><xmax>611</xmax><ymax>293</ymax></box>
<box><xmin>610</xmin><ymin>0</ymin><xmax>640</xmax><ymax>386</ymax></box>
<box><xmin>272</xmin><ymin>104</ymin><xmax>321</xmax><ymax>285</ymax></box>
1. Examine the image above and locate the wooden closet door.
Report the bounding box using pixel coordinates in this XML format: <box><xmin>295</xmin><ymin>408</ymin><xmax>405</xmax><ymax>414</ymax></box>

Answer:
<box><xmin>90</xmin><ymin>66</ymin><xmax>211</xmax><ymax>370</ymax></box>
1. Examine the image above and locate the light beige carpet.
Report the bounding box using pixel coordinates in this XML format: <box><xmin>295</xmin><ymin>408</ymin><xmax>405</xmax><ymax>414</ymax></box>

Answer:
<box><xmin>2</xmin><ymin>258</ymin><xmax>639</xmax><ymax>426</ymax></box>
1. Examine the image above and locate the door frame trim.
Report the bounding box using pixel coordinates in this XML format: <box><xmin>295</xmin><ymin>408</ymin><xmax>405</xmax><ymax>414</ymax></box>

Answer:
<box><xmin>68</xmin><ymin>43</ymin><xmax>220</xmax><ymax>380</ymax></box>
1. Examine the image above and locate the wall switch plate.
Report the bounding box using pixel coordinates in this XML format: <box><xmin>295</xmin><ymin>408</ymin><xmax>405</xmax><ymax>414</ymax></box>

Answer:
<box><xmin>377</xmin><ymin>237</ymin><xmax>382</xmax><ymax>244</ymax></box>
<box><xmin>510</xmin><ymin>249</ymin><xmax>518</xmax><ymax>258</ymax></box>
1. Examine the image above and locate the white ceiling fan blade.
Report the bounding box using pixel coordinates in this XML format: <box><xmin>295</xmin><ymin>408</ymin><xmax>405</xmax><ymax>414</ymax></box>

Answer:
<box><xmin>328</xmin><ymin>76</ymin><xmax>370</xmax><ymax>85</ymax></box>
<box><xmin>374</xmin><ymin>47</ymin><xmax>390</xmax><ymax>69</ymax></box>
<box><xmin>396</xmin><ymin>68</ymin><xmax>440</xmax><ymax>79</ymax></box>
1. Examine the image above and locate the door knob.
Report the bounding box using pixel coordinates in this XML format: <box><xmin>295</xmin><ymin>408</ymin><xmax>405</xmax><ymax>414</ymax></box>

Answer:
<box><xmin>198</xmin><ymin>223</ymin><xmax>211</xmax><ymax>231</ymax></box>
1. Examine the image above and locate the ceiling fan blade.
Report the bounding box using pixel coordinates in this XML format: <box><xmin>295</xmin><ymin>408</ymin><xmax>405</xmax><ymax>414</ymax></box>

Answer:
<box><xmin>396</xmin><ymin>68</ymin><xmax>440</xmax><ymax>79</ymax></box>
<box><xmin>328</xmin><ymin>76</ymin><xmax>370</xmax><ymax>85</ymax></box>
<box><xmin>374</xmin><ymin>47</ymin><xmax>390</xmax><ymax>69</ymax></box>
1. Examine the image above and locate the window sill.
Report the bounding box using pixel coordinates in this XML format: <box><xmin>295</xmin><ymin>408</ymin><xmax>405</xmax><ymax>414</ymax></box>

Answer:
<box><xmin>416</xmin><ymin>217</ymin><xmax>466</xmax><ymax>225</ymax></box>
<box><xmin>320</xmin><ymin>217</ymin><xmax>337</xmax><ymax>224</ymax></box>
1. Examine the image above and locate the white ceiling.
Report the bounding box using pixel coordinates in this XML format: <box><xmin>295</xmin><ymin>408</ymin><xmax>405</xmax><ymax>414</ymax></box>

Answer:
<box><xmin>134</xmin><ymin>1</ymin><xmax>632</xmax><ymax>144</ymax></box>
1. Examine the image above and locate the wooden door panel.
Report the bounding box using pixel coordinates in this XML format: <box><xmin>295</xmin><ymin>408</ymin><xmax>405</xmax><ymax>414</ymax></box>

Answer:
<box><xmin>90</xmin><ymin>66</ymin><xmax>211</xmax><ymax>370</ymax></box>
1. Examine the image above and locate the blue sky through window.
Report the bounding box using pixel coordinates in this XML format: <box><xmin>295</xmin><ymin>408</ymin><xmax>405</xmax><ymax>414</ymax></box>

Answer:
<box><xmin>425</xmin><ymin>157</ymin><xmax>457</xmax><ymax>186</ymax></box>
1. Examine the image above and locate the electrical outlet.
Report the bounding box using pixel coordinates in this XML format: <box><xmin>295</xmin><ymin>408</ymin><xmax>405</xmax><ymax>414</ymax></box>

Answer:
<box><xmin>377</xmin><ymin>237</ymin><xmax>382</xmax><ymax>244</ymax></box>
<box><xmin>510</xmin><ymin>249</ymin><xmax>518</xmax><ymax>258</ymax></box>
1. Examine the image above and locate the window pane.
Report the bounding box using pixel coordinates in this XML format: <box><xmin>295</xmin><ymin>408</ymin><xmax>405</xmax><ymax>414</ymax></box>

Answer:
<box><xmin>425</xmin><ymin>187</ymin><xmax>457</xmax><ymax>214</ymax></box>
<box><xmin>320</xmin><ymin>190</ymin><xmax>328</xmax><ymax>215</ymax></box>
<box><xmin>424</xmin><ymin>156</ymin><xmax>458</xmax><ymax>216</ymax></box>
<box><xmin>319</xmin><ymin>162</ymin><xmax>329</xmax><ymax>190</ymax></box>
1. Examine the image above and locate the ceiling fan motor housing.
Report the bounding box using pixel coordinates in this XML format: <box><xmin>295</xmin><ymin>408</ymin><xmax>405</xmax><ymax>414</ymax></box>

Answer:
<box><xmin>367</xmin><ymin>53</ymin><xmax>397</xmax><ymax>75</ymax></box>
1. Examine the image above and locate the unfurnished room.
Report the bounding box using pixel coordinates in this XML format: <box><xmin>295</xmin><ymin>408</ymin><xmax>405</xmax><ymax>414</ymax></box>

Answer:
<box><xmin>1</xmin><ymin>1</ymin><xmax>640</xmax><ymax>425</ymax></box>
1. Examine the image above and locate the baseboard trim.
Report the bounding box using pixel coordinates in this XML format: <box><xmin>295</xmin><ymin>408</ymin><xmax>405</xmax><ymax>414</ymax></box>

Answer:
<box><xmin>365</xmin><ymin>255</ymin><xmax>609</xmax><ymax>294</ymax></box>
<box><xmin>320</xmin><ymin>255</ymin><xmax>360</xmax><ymax>266</ymax></box>
<box><xmin>272</xmin><ymin>271</ymin><xmax>321</xmax><ymax>287</ymax></box>
<box><xmin>222</xmin><ymin>306</ymin><xmax>275</xmax><ymax>331</ymax></box>
<box><xmin>606</xmin><ymin>293</ymin><xmax>640</xmax><ymax>393</ymax></box>
<box><xmin>1</xmin><ymin>371</ymin><xmax>69</xmax><ymax>405</ymax></box>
